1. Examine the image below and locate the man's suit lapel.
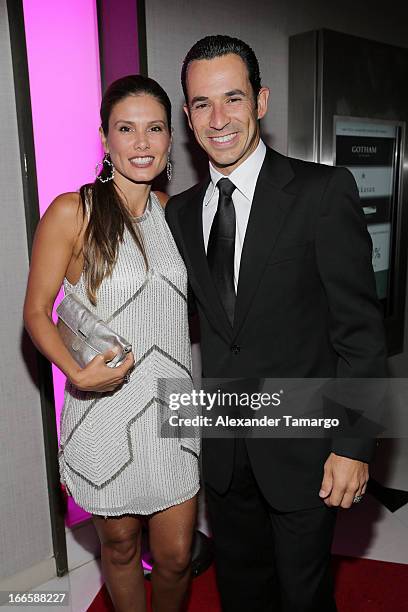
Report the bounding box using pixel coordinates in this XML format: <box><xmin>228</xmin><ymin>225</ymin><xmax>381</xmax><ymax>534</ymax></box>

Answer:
<box><xmin>232</xmin><ymin>148</ymin><xmax>296</xmax><ymax>340</ymax></box>
<box><xmin>178</xmin><ymin>179</ymin><xmax>233</xmax><ymax>343</ymax></box>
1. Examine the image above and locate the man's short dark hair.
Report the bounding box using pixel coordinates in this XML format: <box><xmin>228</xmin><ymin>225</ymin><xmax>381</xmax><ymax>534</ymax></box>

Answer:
<box><xmin>181</xmin><ymin>35</ymin><xmax>262</xmax><ymax>104</ymax></box>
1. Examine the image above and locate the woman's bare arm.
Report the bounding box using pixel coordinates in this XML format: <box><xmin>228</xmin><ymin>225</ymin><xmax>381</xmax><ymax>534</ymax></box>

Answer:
<box><xmin>23</xmin><ymin>192</ymin><xmax>133</xmax><ymax>392</ymax></box>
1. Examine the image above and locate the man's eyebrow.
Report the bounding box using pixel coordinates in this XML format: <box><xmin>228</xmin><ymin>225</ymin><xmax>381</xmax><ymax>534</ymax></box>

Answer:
<box><xmin>190</xmin><ymin>96</ymin><xmax>209</xmax><ymax>106</ymax></box>
<box><xmin>225</xmin><ymin>89</ymin><xmax>246</xmax><ymax>97</ymax></box>
<box><xmin>190</xmin><ymin>90</ymin><xmax>248</xmax><ymax>106</ymax></box>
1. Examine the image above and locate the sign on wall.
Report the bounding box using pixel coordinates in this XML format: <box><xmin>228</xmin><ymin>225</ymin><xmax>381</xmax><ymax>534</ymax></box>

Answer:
<box><xmin>335</xmin><ymin>118</ymin><xmax>404</xmax><ymax>310</ymax></box>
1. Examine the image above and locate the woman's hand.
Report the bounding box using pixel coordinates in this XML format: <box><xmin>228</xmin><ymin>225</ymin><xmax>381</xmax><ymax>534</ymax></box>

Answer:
<box><xmin>71</xmin><ymin>350</ymin><xmax>135</xmax><ymax>392</ymax></box>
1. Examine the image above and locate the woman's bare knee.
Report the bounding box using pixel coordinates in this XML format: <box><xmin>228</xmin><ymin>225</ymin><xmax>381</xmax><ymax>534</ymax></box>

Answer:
<box><xmin>93</xmin><ymin>516</ymin><xmax>143</xmax><ymax>566</ymax></box>
<box><xmin>153</xmin><ymin>543</ymin><xmax>192</xmax><ymax>576</ymax></box>
<box><xmin>104</xmin><ymin>535</ymin><xmax>142</xmax><ymax>566</ymax></box>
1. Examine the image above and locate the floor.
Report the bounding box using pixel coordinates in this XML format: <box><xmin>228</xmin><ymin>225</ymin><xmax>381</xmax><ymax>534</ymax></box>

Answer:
<box><xmin>1</xmin><ymin>440</ymin><xmax>407</xmax><ymax>612</ymax></box>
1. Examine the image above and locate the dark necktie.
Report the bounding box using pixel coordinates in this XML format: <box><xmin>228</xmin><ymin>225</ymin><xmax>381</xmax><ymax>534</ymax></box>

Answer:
<box><xmin>207</xmin><ymin>178</ymin><xmax>236</xmax><ymax>326</ymax></box>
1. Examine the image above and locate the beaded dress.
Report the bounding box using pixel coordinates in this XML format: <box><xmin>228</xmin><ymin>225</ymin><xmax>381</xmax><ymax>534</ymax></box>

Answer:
<box><xmin>58</xmin><ymin>192</ymin><xmax>200</xmax><ymax>516</ymax></box>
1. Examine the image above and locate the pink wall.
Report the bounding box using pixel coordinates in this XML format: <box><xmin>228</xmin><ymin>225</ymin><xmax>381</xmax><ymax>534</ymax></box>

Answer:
<box><xmin>22</xmin><ymin>0</ymin><xmax>144</xmax><ymax>530</ymax></box>
<box><xmin>22</xmin><ymin>0</ymin><xmax>102</xmax><ymax>442</ymax></box>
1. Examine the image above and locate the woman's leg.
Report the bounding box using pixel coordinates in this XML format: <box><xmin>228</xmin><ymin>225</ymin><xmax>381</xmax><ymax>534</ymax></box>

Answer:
<box><xmin>148</xmin><ymin>495</ymin><xmax>198</xmax><ymax>612</ymax></box>
<box><xmin>93</xmin><ymin>514</ymin><xmax>146</xmax><ymax>612</ymax></box>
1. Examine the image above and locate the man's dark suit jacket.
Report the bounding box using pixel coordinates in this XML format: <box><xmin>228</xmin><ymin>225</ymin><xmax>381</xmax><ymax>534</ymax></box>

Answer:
<box><xmin>165</xmin><ymin>146</ymin><xmax>387</xmax><ymax>512</ymax></box>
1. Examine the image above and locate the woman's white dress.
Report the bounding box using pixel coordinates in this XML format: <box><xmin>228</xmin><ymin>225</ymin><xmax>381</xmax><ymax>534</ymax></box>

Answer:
<box><xmin>58</xmin><ymin>193</ymin><xmax>200</xmax><ymax>516</ymax></box>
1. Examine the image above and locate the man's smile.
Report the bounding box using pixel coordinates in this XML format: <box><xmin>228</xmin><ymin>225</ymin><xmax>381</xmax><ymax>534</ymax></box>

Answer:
<box><xmin>208</xmin><ymin>132</ymin><xmax>239</xmax><ymax>146</ymax></box>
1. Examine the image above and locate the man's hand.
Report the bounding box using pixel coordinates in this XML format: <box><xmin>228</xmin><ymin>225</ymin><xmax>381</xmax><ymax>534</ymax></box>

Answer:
<box><xmin>319</xmin><ymin>452</ymin><xmax>368</xmax><ymax>508</ymax></box>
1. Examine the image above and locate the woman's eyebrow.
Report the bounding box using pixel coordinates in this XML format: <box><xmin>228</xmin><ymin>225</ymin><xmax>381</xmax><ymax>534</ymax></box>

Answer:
<box><xmin>114</xmin><ymin>119</ymin><xmax>166</xmax><ymax>126</ymax></box>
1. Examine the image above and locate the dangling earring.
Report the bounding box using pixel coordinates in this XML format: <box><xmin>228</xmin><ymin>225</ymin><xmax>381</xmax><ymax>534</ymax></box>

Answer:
<box><xmin>166</xmin><ymin>157</ymin><xmax>173</xmax><ymax>182</ymax></box>
<box><xmin>95</xmin><ymin>154</ymin><xmax>115</xmax><ymax>183</ymax></box>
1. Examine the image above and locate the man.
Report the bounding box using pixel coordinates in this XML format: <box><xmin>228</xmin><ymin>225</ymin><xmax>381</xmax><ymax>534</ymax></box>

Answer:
<box><xmin>165</xmin><ymin>35</ymin><xmax>387</xmax><ymax>611</ymax></box>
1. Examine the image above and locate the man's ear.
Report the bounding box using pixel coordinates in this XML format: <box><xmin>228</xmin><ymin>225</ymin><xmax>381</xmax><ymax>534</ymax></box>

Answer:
<box><xmin>183</xmin><ymin>104</ymin><xmax>193</xmax><ymax>130</ymax></box>
<box><xmin>99</xmin><ymin>126</ymin><xmax>109</xmax><ymax>154</ymax></box>
<box><xmin>256</xmin><ymin>87</ymin><xmax>270</xmax><ymax>120</ymax></box>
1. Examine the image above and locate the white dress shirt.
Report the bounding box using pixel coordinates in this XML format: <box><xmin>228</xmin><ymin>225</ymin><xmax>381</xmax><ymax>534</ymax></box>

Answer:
<box><xmin>203</xmin><ymin>139</ymin><xmax>267</xmax><ymax>291</ymax></box>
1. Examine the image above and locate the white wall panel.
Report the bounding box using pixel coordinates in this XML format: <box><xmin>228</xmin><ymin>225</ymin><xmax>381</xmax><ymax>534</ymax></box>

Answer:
<box><xmin>0</xmin><ymin>0</ymin><xmax>53</xmax><ymax>585</ymax></box>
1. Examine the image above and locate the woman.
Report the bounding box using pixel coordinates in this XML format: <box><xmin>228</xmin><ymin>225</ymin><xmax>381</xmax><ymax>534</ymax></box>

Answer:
<box><xmin>24</xmin><ymin>75</ymin><xmax>200</xmax><ymax>612</ymax></box>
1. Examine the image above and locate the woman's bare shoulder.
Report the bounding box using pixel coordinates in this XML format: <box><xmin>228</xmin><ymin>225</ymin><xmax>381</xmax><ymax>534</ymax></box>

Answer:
<box><xmin>44</xmin><ymin>191</ymin><xmax>86</xmax><ymax>224</ymax></box>
<box><xmin>154</xmin><ymin>190</ymin><xmax>170</xmax><ymax>209</ymax></box>
<box><xmin>48</xmin><ymin>191</ymin><xmax>82</xmax><ymax>214</ymax></box>
<box><xmin>39</xmin><ymin>192</ymin><xmax>86</xmax><ymax>240</ymax></box>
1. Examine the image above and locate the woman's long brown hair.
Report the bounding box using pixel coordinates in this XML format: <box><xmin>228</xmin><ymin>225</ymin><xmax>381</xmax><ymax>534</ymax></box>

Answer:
<box><xmin>79</xmin><ymin>75</ymin><xmax>172</xmax><ymax>305</ymax></box>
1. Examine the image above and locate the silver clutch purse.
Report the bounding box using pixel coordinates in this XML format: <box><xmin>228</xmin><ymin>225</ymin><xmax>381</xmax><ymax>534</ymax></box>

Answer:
<box><xmin>56</xmin><ymin>293</ymin><xmax>132</xmax><ymax>369</ymax></box>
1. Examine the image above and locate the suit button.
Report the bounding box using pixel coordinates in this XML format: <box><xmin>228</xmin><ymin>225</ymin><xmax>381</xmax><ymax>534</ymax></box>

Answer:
<box><xmin>231</xmin><ymin>344</ymin><xmax>241</xmax><ymax>355</ymax></box>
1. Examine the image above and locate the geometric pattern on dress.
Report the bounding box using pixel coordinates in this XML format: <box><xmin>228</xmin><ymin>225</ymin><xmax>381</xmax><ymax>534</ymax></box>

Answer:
<box><xmin>107</xmin><ymin>272</ymin><xmax>186</xmax><ymax>324</ymax></box>
<box><xmin>58</xmin><ymin>191</ymin><xmax>200</xmax><ymax>514</ymax></box>
<box><xmin>180</xmin><ymin>445</ymin><xmax>199</xmax><ymax>459</ymax></box>
<box><xmin>136</xmin><ymin>344</ymin><xmax>192</xmax><ymax>380</ymax></box>
<box><xmin>154</xmin><ymin>271</ymin><xmax>187</xmax><ymax>302</ymax></box>
<box><xmin>64</xmin><ymin>396</ymin><xmax>168</xmax><ymax>489</ymax></box>
<box><xmin>60</xmin><ymin>344</ymin><xmax>192</xmax><ymax>452</ymax></box>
